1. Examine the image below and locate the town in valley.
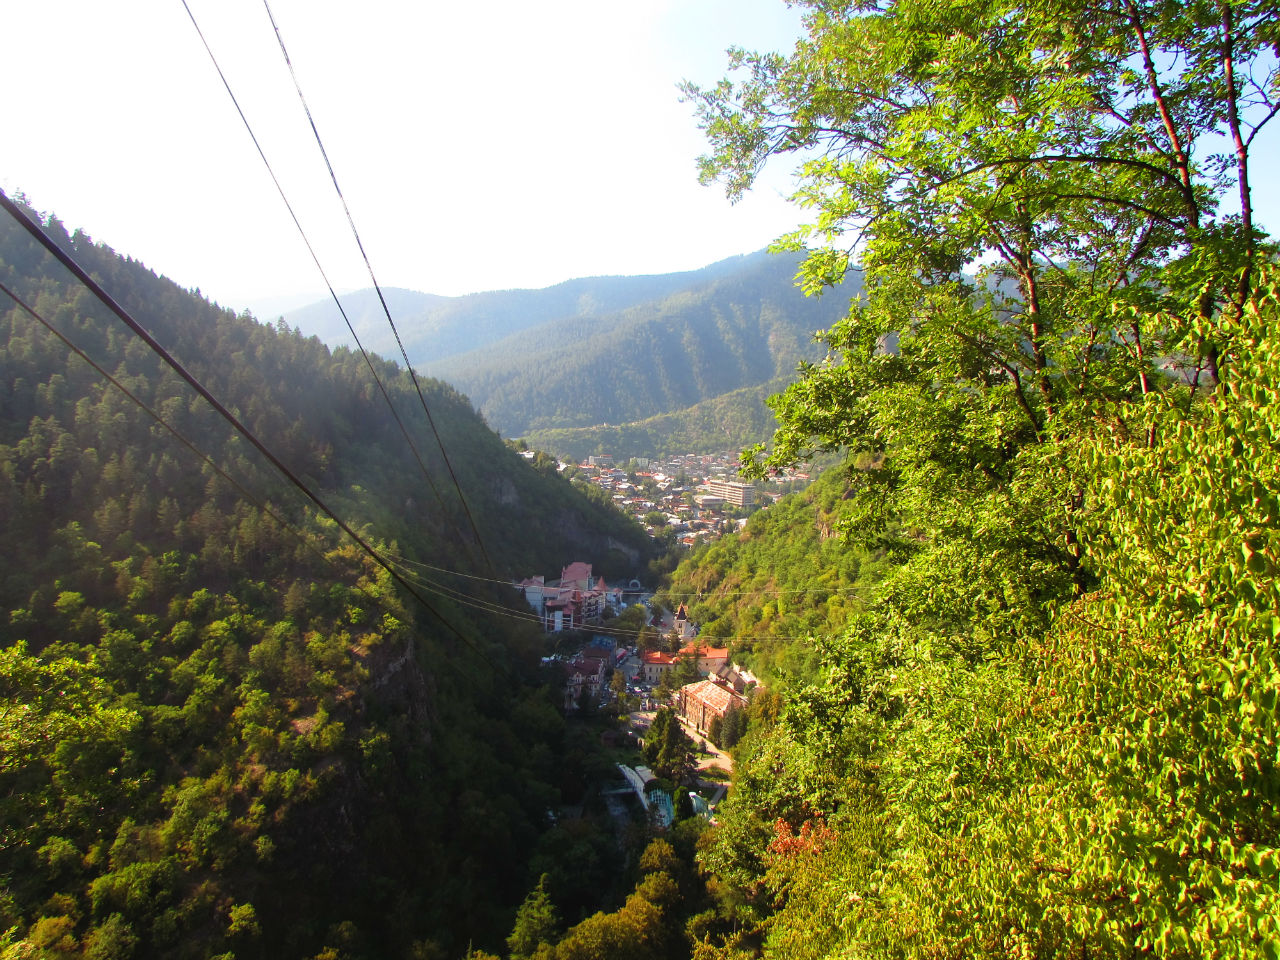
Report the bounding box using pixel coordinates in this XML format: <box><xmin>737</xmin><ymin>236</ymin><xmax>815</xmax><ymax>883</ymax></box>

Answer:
<box><xmin>514</xmin><ymin>559</ymin><xmax>761</xmax><ymax>828</ymax></box>
<box><xmin>514</xmin><ymin>445</ymin><xmax>813</xmax><ymax>549</ymax></box>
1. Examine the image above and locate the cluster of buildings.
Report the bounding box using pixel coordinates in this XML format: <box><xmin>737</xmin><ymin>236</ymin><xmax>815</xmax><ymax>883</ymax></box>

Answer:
<box><xmin>517</xmin><ymin>445</ymin><xmax>813</xmax><ymax>549</ymax></box>
<box><xmin>516</xmin><ymin>560</ymin><xmax>763</xmax><ymax>739</ymax></box>
<box><xmin>575</xmin><ymin>453</ymin><xmax>761</xmax><ymax>550</ymax></box>
<box><xmin>515</xmin><ymin>561</ymin><xmax>642</xmax><ymax>708</ymax></box>
<box><xmin>516</xmin><ymin>561</ymin><xmax>632</xmax><ymax>633</ymax></box>
<box><xmin>642</xmin><ymin>641</ymin><xmax>759</xmax><ymax>735</ymax></box>
<box><xmin>637</xmin><ymin>612</ymin><xmax>762</xmax><ymax>738</ymax></box>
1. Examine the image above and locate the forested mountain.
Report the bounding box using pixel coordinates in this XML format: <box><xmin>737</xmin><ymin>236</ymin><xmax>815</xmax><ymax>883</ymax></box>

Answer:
<box><xmin>652</xmin><ymin>0</ymin><xmax>1280</xmax><ymax>956</ymax></box>
<box><xmin>436</xmin><ymin>253</ymin><xmax>855</xmax><ymax>437</ymax></box>
<box><xmin>0</xmin><ymin>197</ymin><xmax>651</xmax><ymax>959</ymax></box>
<box><xmin>284</xmin><ymin>250</ymin><xmax>857</xmax><ymax>440</ymax></box>
<box><xmin>279</xmin><ymin>251</ymin><xmax>816</xmax><ymax>368</ymax></box>
<box><xmin>522</xmin><ymin>381</ymin><xmax>784</xmax><ymax>463</ymax></box>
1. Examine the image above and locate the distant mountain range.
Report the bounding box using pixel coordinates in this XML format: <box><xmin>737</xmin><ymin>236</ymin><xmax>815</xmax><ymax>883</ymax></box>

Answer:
<box><xmin>283</xmin><ymin>250</ymin><xmax>860</xmax><ymax>442</ymax></box>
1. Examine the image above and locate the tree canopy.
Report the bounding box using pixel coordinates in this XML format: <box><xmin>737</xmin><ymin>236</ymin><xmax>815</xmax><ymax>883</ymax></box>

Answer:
<box><xmin>677</xmin><ymin>0</ymin><xmax>1280</xmax><ymax>956</ymax></box>
<box><xmin>683</xmin><ymin>0</ymin><xmax>1278</xmax><ymax>645</ymax></box>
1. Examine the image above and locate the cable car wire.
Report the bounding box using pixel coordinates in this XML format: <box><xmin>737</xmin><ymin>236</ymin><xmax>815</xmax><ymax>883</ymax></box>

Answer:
<box><xmin>0</xmin><ymin>189</ymin><xmax>498</xmax><ymax>667</ymax></box>
<box><xmin>260</xmin><ymin>0</ymin><xmax>494</xmax><ymax>574</ymax></box>
<box><xmin>175</xmin><ymin>0</ymin><xmax>482</xmax><ymax>555</ymax></box>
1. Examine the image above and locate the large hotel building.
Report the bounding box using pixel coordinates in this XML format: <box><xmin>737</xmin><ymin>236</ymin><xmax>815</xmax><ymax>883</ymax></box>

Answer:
<box><xmin>701</xmin><ymin>478</ymin><xmax>755</xmax><ymax>508</ymax></box>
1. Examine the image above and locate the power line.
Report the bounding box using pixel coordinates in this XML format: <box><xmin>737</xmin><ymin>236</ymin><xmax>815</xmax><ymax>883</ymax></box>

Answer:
<box><xmin>175</xmin><ymin>0</ymin><xmax>469</xmax><ymax>548</ymax></box>
<box><xmin>375</xmin><ymin>555</ymin><xmax>858</xmax><ymax>647</ymax></box>
<box><xmin>661</xmin><ymin>584</ymin><xmax>869</xmax><ymax>600</ymax></box>
<box><xmin>380</xmin><ymin>549</ymin><xmax>867</xmax><ymax>644</ymax></box>
<box><xmin>259</xmin><ymin>0</ymin><xmax>495</xmax><ymax>574</ymax></box>
<box><xmin>389</xmin><ymin>567</ymin><xmax>843</xmax><ymax>647</ymax></box>
<box><xmin>384</xmin><ymin>547</ymin><xmax>871</xmax><ymax>602</ymax></box>
<box><xmin>383</xmin><ymin>550</ymin><xmax>521</xmax><ymax>586</ymax></box>
<box><xmin>0</xmin><ymin>271</ymin><xmax>508</xmax><ymax>694</ymax></box>
<box><xmin>0</xmin><ymin>189</ymin><xmax>495</xmax><ymax>667</ymax></box>
<box><xmin>387</xmin><ymin>564</ymin><xmax>546</xmax><ymax>625</ymax></box>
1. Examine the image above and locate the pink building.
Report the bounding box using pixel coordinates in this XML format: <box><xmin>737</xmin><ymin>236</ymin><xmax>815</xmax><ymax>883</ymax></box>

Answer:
<box><xmin>518</xmin><ymin>562</ymin><xmax>617</xmax><ymax>632</ymax></box>
<box><xmin>677</xmin><ymin>678</ymin><xmax>747</xmax><ymax>736</ymax></box>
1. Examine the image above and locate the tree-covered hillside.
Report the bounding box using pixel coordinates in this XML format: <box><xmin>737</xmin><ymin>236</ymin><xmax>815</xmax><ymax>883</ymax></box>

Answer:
<box><xmin>666</xmin><ymin>0</ymin><xmax>1280</xmax><ymax>956</ymax></box>
<box><xmin>659</xmin><ymin>468</ymin><xmax>893</xmax><ymax>682</ymax></box>
<box><xmin>0</xmin><ymin>196</ymin><xmax>650</xmax><ymax>959</ymax></box>
<box><xmin>429</xmin><ymin>252</ymin><xmax>857</xmax><ymax>437</ymax></box>
<box><xmin>523</xmin><ymin>381</ymin><xmax>785</xmax><ymax>463</ymax></box>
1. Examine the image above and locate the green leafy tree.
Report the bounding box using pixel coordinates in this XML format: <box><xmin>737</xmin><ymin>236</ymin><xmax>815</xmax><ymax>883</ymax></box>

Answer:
<box><xmin>684</xmin><ymin>0</ymin><xmax>1279</xmax><ymax>644</ymax></box>
<box><xmin>719</xmin><ymin>708</ymin><xmax>746</xmax><ymax>751</ymax></box>
<box><xmin>635</xmin><ymin>624</ymin><xmax>658</xmax><ymax>655</ymax></box>
<box><xmin>507</xmin><ymin>874</ymin><xmax>560</xmax><ymax>960</ymax></box>
<box><xmin>682</xmin><ymin>3</ymin><xmax>1279</xmax><ymax>957</ymax></box>
<box><xmin>673</xmin><ymin>650</ymin><xmax>700</xmax><ymax>687</ymax></box>
<box><xmin>751</xmin><ymin>274</ymin><xmax>1280</xmax><ymax>959</ymax></box>
<box><xmin>644</xmin><ymin>708</ymin><xmax>696</xmax><ymax>786</ymax></box>
<box><xmin>707</xmin><ymin>715</ymin><xmax>723</xmax><ymax>749</ymax></box>
<box><xmin>685</xmin><ymin>0</ymin><xmax>1274</xmax><ymax>321</ymax></box>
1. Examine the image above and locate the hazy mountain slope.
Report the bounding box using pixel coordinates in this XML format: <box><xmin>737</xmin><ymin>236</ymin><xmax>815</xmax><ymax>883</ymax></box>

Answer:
<box><xmin>273</xmin><ymin>286</ymin><xmax>452</xmax><ymax>349</ymax></box>
<box><xmin>280</xmin><ymin>252</ymin><xmax>771</xmax><ymax>364</ymax></box>
<box><xmin>524</xmin><ymin>380</ymin><xmax>786</xmax><ymax>461</ymax></box>
<box><xmin>280</xmin><ymin>252</ymin><xmax>860</xmax><ymax>439</ymax></box>
<box><xmin>434</xmin><ymin>252</ymin><xmax>860</xmax><ymax>435</ymax></box>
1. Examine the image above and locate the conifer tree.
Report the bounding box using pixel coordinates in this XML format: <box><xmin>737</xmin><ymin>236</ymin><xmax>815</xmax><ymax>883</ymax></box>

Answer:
<box><xmin>507</xmin><ymin>874</ymin><xmax>559</xmax><ymax>960</ymax></box>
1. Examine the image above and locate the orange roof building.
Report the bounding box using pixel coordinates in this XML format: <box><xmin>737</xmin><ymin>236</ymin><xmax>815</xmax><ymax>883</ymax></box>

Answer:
<box><xmin>677</xmin><ymin>679</ymin><xmax>747</xmax><ymax>736</ymax></box>
<box><xmin>641</xmin><ymin>650</ymin><xmax>678</xmax><ymax>683</ymax></box>
<box><xmin>678</xmin><ymin>642</ymin><xmax>730</xmax><ymax>676</ymax></box>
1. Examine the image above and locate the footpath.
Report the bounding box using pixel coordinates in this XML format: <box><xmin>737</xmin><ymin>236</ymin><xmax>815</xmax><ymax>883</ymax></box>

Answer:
<box><xmin>629</xmin><ymin>709</ymin><xmax>733</xmax><ymax>774</ymax></box>
<box><xmin>676</xmin><ymin>715</ymin><xmax>734</xmax><ymax>775</ymax></box>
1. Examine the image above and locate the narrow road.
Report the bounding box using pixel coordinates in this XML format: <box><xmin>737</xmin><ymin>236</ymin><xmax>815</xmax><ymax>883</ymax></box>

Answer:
<box><xmin>629</xmin><ymin>709</ymin><xmax>734</xmax><ymax>776</ymax></box>
<box><xmin>676</xmin><ymin>715</ymin><xmax>734</xmax><ymax>775</ymax></box>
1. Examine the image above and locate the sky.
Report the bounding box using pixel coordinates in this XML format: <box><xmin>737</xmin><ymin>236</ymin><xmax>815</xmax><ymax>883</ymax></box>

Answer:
<box><xmin>1</xmin><ymin>0</ymin><xmax>812</xmax><ymax>317</ymax></box>
<box><xmin>3</xmin><ymin>2</ymin><xmax>1277</xmax><ymax>321</ymax></box>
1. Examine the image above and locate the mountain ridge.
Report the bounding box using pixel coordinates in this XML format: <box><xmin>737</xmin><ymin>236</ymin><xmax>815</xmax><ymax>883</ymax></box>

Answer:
<box><xmin>283</xmin><ymin>250</ymin><xmax>859</xmax><ymax>438</ymax></box>
<box><xmin>280</xmin><ymin>250</ymin><xmax>786</xmax><ymax>364</ymax></box>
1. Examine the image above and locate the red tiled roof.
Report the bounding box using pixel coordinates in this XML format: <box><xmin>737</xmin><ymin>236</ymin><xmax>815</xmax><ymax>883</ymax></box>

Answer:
<box><xmin>642</xmin><ymin>651</ymin><xmax>677</xmax><ymax>666</ymax></box>
<box><xmin>679</xmin><ymin>643</ymin><xmax>730</xmax><ymax>660</ymax></box>
<box><xmin>561</xmin><ymin>561</ymin><xmax>594</xmax><ymax>588</ymax></box>
<box><xmin>681</xmin><ymin>678</ymin><xmax>745</xmax><ymax>715</ymax></box>
<box><xmin>568</xmin><ymin>656</ymin><xmax>606</xmax><ymax>676</ymax></box>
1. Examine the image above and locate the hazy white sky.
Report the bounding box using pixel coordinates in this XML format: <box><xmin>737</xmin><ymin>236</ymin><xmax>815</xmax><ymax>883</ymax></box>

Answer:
<box><xmin>4</xmin><ymin>2</ymin><xmax>1276</xmax><ymax>319</ymax></box>
<box><xmin>2</xmin><ymin>0</ymin><xmax>810</xmax><ymax>315</ymax></box>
